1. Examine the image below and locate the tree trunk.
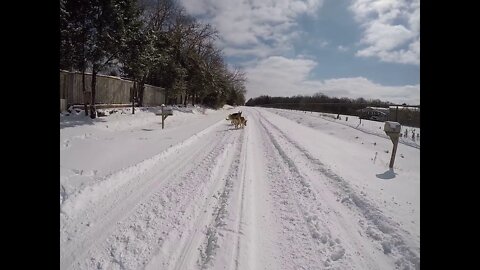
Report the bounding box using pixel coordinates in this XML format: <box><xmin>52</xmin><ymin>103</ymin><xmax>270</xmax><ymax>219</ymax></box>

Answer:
<box><xmin>82</xmin><ymin>69</ymin><xmax>88</xmax><ymax>116</ymax></box>
<box><xmin>132</xmin><ymin>80</ymin><xmax>136</xmax><ymax>114</ymax></box>
<box><xmin>90</xmin><ymin>70</ymin><xmax>97</xmax><ymax>119</ymax></box>
<box><xmin>165</xmin><ymin>88</ymin><xmax>169</xmax><ymax>105</ymax></box>
<box><xmin>192</xmin><ymin>88</ymin><xmax>196</xmax><ymax>106</ymax></box>
<box><xmin>82</xmin><ymin>16</ymin><xmax>88</xmax><ymax>116</ymax></box>
<box><xmin>138</xmin><ymin>76</ymin><xmax>146</xmax><ymax>107</ymax></box>
<box><xmin>138</xmin><ymin>84</ymin><xmax>143</xmax><ymax>107</ymax></box>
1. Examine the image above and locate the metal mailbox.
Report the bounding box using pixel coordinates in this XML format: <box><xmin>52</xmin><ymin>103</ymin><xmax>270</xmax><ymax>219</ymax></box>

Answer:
<box><xmin>383</xmin><ymin>121</ymin><xmax>401</xmax><ymax>169</ymax></box>
<box><xmin>163</xmin><ymin>107</ymin><xmax>173</xmax><ymax>116</ymax></box>
<box><xmin>384</xmin><ymin>121</ymin><xmax>401</xmax><ymax>133</ymax></box>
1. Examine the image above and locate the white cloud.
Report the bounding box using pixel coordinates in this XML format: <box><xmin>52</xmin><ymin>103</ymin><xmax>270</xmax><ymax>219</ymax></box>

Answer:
<box><xmin>179</xmin><ymin>0</ymin><xmax>324</xmax><ymax>58</ymax></box>
<box><xmin>310</xmin><ymin>77</ymin><xmax>419</xmax><ymax>104</ymax></box>
<box><xmin>245</xmin><ymin>56</ymin><xmax>419</xmax><ymax>104</ymax></box>
<box><xmin>177</xmin><ymin>1</ymin><xmax>419</xmax><ymax>104</ymax></box>
<box><xmin>359</xmin><ymin>22</ymin><xmax>415</xmax><ymax>51</ymax></box>
<box><xmin>350</xmin><ymin>0</ymin><xmax>420</xmax><ymax>65</ymax></box>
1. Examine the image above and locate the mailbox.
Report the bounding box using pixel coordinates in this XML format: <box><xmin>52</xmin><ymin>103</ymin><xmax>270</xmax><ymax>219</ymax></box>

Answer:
<box><xmin>384</xmin><ymin>121</ymin><xmax>401</xmax><ymax>133</ymax></box>
<box><xmin>159</xmin><ymin>104</ymin><xmax>173</xmax><ymax>129</ymax></box>
<box><xmin>383</xmin><ymin>121</ymin><xmax>401</xmax><ymax>169</ymax></box>
<box><xmin>163</xmin><ymin>107</ymin><xmax>173</xmax><ymax>116</ymax></box>
<box><xmin>155</xmin><ymin>107</ymin><xmax>173</xmax><ymax>116</ymax></box>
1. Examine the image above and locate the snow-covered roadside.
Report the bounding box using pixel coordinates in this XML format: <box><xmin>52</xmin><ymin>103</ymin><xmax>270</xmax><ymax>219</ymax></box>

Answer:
<box><xmin>263</xmin><ymin>108</ymin><xmax>420</xmax><ymax>149</ymax></box>
<box><xmin>61</xmin><ymin>105</ymin><xmax>242</xmax><ymax>269</ymax></box>
<box><xmin>252</xmin><ymin>108</ymin><xmax>419</xmax><ymax>269</ymax></box>
<box><xmin>60</xmin><ymin>105</ymin><xmax>237</xmax><ymax>217</ymax></box>
<box><xmin>61</xmin><ymin>105</ymin><xmax>419</xmax><ymax>270</ymax></box>
<box><xmin>256</xmin><ymin>108</ymin><xmax>420</xmax><ymax>244</ymax></box>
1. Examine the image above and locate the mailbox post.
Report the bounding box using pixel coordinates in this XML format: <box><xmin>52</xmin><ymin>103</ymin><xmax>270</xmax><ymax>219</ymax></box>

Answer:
<box><xmin>160</xmin><ymin>104</ymin><xmax>173</xmax><ymax>129</ymax></box>
<box><xmin>161</xmin><ymin>104</ymin><xmax>165</xmax><ymax>129</ymax></box>
<box><xmin>384</xmin><ymin>121</ymin><xmax>401</xmax><ymax>169</ymax></box>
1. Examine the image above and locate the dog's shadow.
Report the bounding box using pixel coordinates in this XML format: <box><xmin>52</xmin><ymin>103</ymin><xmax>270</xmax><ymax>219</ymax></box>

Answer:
<box><xmin>222</xmin><ymin>127</ymin><xmax>240</xmax><ymax>131</ymax></box>
<box><xmin>217</xmin><ymin>125</ymin><xmax>242</xmax><ymax>132</ymax></box>
<box><xmin>376</xmin><ymin>168</ymin><xmax>397</xmax><ymax>180</ymax></box>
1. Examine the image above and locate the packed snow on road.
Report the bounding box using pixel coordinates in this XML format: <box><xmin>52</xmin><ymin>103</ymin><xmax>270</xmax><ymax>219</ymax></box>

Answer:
<box><xmin>60</xmin><ymin>105</ymin><xmax>419</xmax><ymax>270</ymax></box>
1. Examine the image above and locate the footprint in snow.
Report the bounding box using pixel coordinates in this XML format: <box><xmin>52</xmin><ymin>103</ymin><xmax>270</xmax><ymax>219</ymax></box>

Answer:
<box><xmin>62</xmin><ymin>140</ymin><xmax>71</xmax><ymax>149</ymax></box>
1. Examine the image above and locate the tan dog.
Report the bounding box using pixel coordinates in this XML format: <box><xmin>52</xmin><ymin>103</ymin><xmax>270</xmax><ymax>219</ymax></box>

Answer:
<box><xmin>232</xmin><ymin>117</ymin><xmax>239</xmax><ymax>129</ymax></box>
<box><xmin>240</xmin><ymin>116</ymin><xmax>247</xmax><ymax>127</ymax></box>
<box><xmin>226</xmin><ymin>111</ymin><xmax>242</xmax><ymax>125</ymax></box>
<box><xmin>233</xmin><ymin>116</ymin><xmax>247</xmax><ymax>129</ymax></box>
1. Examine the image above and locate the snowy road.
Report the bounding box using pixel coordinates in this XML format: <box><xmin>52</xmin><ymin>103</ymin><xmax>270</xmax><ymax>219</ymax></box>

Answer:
<box><xmin>60</xmin><ymin>106</ymin><xmax>419</xmax><ymax>270</ymax></box>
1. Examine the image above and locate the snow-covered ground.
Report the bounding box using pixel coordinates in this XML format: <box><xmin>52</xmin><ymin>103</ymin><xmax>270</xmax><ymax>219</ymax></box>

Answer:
<box><xmin>60</xmin><ymin>105</ymin><xmax>420</xmax><ymax>270</ymax></box>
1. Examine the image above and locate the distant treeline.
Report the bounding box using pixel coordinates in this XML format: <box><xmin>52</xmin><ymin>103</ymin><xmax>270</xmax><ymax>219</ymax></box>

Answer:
<box><xmin>245</xmin><ymin>93</ymin><xmax>396</xmax><ymax>116</ymax></box>
<box><xmin>246</xmin><ymin>93</ymin><xmax>420</xmax><ymax>127</ymax></box>
<box><xmin>60</xmin><ymin>0</ymin><xmax>246</xmax><ymax>118</ymax></box>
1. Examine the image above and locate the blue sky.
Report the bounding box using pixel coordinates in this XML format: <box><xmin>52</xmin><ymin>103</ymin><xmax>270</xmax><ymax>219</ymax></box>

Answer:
<box><xmin>180</xmin><ymin>0</ymin><xmax>420</xmax><ymax>104</ymax></box>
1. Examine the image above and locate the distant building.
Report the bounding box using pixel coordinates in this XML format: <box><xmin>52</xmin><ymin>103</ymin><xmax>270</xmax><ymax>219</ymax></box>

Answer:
<box><xmin>357</xmin><ymin>107</ymin><xmax>389</xmax><ymax>121</ymax></box>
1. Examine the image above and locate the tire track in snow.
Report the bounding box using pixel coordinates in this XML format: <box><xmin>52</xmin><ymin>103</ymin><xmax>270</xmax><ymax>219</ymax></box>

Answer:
<box><xmin>168</xmin><ymin>121</ymin><xmax>251</xmax><ymax>270</ymax></box>
<box><xmin>61</xmin><ymin>120</ymin><xmax>225</xmax><ymax>224</ymax></box>
<box><xmin>207</xmin><ymin>109</ymin><xmax>305</xmax><ymax>270</ymax></box>
<box><xmin>254</xmin><ymin>110</ymin><xmax>351</xmax><ymax>269</ymax></box>
<box><xmin>61</xmin><ymin>120</ymin><xmax>232</xmax><ymax>270</ymax></box>
<box><xmin>196</xmin><ymin>122</ymin><xmax>250</xmax><ymax>270</ymax></box>
<box><xmin>137</xmin><ymin>126</ymin><xmax>245</xmax><ymax>270</ymax></box>
<box><xmin>72</xmin><ymin>126</ymin><xmax>240</xmax><ymax>270</ymax></box>
<box><xmin>258</xmin><ymin>112</ymin><xmax>385</xmax><ymax>269</ymax></box>
<box><xmin>257</xmin><ymin>109</ymin><xmax>420</xmax><ymax>270</ymax></box>
<box><xmin>231</xmin><ymin>127</ymin><xmax>249</xmax><ymax>270</ymax></box>
<box><xmin>194</xmin><ymin>130</ymin><xmax>247</xmax><ymax>270</ymax></box>
<box><xmin>172</xmin><ymin>123</ymin><xmax>253</xmax><ymax>270</ymax></box>
<box><xmin>170</xmin><ymin>134</ymin><xmax>241</xmax><ymax>270</ymax></box>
